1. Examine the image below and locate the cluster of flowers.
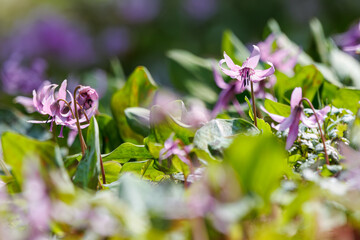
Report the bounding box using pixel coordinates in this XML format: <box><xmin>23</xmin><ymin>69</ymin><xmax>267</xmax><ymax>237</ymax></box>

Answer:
<box><xmin>16</xmin><ymin>80</ymin><xmax>98</xmax><ymax>143</ymax></box>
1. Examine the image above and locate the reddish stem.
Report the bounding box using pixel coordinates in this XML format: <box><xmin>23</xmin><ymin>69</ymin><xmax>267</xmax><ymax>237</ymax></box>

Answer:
<box><xmin>301</xmin><ymin>98</ymin><xmax>329</xmax><ymax>165</ymax></box>
<box><xmin>250</xmin><ymin>81</ymin><xmax>258</xmax><ymax>127</ymax></box>
<box><xmin>73</xmin><ymin>86</ymin><xmax>87</xmax><ymax>156</ymax></box>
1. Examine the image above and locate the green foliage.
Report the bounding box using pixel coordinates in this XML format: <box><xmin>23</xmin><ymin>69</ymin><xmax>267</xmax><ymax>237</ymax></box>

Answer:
<box><xmin>73</xmin><ymin>117</ymin><xmax>101</xmax><ymax>190</ymax></box>
<box><xmin>264</xmin><ymin>98</ymin><xmax>291</xmax><ymax>117</ymax></box>
<box><xmin>222</xmin><ymin>30</ymin><xmax>250</xmax><ymax>65</ymax></box>
<box><xmin>102</xmin><ymin>142</ymin><xmax>153</xmax><ymax>163</ymax></box>
<box><xmin>125</xmin><ymin>107</ymin><xmax>150</xmax><ymax>137</ymax></box>
<box><xmin>96</xmin><ymin>114</ymin><xmax>122</xmax><ymax>153</ymax></box>
<box><xmin>111</xmin><ymin>66</ymin><xmax>157</xmax><ymax>144</ymax></box>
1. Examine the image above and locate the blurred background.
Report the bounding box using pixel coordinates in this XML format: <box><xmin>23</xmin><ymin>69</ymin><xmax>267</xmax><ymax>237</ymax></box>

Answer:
<box><xmin>0</xmin><ymin>0</ymin><xmax>359</xmax><ymax>94</ymax></box>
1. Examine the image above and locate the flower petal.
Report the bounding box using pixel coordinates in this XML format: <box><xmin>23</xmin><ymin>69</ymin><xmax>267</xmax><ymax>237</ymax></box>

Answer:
<box><xmin>260</xmin><ymin>105</ymin><xmax>285</xmax><ymax>123</ymax></box>
<box><xmin>290</xmin><ymin>87</ymin><xmax>302</xmax><ymax>109</ymax></box>
<box><xmin>286</xmin><ymin>114</ymin><xmax>301</xmax><ymax>150</ymax></box>
<box><xmin>279</xmin><ymin>109</ymin><xmax>298</xmax><ymax>131</ymax></box>
<box><xmin>212</xmin><ymin>62</ymin><xmax>228</xmax><ymax>89</ymax></box>
<box><xmin>243</xmin><ymin>45</ymin><xmax>261</xmax><ymax>69</ymax></box>
<box><xmin>300</xmin><ymin>112</ymin><xmax>317</xmax><ymax>128</ymax></box>
<box><xmin>211</xmin><ymin>83</ymin><xmax>236</xmax><ymax>117</ymax></box>
<box><xmin>251</xmin><ymin>62</ymin><xmax>275</xmax><ymax>82</ymax></box>
<box><xmin>219</xmin><ymin>59</ymin><xmax>239</xmax><ymax>78</ymax></box>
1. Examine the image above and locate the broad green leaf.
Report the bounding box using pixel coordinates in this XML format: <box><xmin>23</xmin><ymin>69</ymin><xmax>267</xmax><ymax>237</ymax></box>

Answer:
<box><xmin>120</xmin><ymin>161</ymin><xmax>165</xmax><ymax>181</ymax></box>
<box><xmin>103</xmin><ymin>161</ymin><xmax>122</xmax><ymax>184</ymax></box>
<box><xmin>73</xmin><ymin>117</ymin><xmax>101</xmax><ymax>190</ymax></box>
<box><xmin>111</xmin><ymin>66</ymin><xmax>157</xmax><ymax>144</ymax></box>
<box><xmin>149</xmin><ymin>105</ymin><xmax>195</xmax><ymax>145</ymax></box>
<box><xmin>257</xmin><ymin>118</ymin><xmax>273</xmax><ymax>135</ymax></box>
<box><xmin>224</xmin><ymin>134</ymin><xmax>288</xmax><ymax>207</ymax></box>
<box><xmin>167</xmin><ymin>50</ymin><xmax>218</xmax><ymax>104</ymax></box>
<box><xmin>96</xmin><ymin>114</ymin><xmax>122</xmax><ymax>153</ymax></box>
<box><xmin>124</xmin><ymin>107</ymin><xmax>150</xmax><ymax>137</ymax></box>
<box><xmin>193</xmin><ymin>118</ymin><xmax>259</xmax><ymax>158</ymax></box>
<box><xmin>264</xmin><ymin>99</ymin><xmax>291</xmax><ymax>117</ymax></box>
<box><xmin>102</xmin><ymin>142</ymin><xmax>153</xmax><ymax>163</ymax></box>
<box><xmin>331</xmin><ymin>88</ymin><xmax>360</xmax><ymax>113</ymax></box>
<box><xmin>275</xmin><ymin>65</ymin><xmax>324</xmax><ymax>103</ymax></box>
<box><xmin>222</xmin><ymin>30</ymin><xmax>250</xmax><ymax>65</ymax></box>
<box><xmin>1</xmin><ymin>132</ymin><xmax>72</xmax><ymax>193</ymax></box>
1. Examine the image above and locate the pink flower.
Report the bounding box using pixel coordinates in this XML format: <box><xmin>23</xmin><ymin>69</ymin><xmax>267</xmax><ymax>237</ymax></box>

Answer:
<box><xmin>262</xmin><ymin>87</ymin><xmax>330</xmax><ymax>149</ymax></box>
<box><xmin>159</xmin><ymin>135</ymin><xmax>192</xmax><ymax>165</ymax></box>
<box><xmin>219</xmin><ymin>45</ymin><xmax>275</xmax><ymax>88</ymax></box>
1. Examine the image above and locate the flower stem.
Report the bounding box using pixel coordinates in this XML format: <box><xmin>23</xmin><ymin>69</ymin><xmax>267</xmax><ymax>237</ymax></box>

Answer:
<box><xmin>74</xmin><ymin>86</ymin><xmax>87</xmax><ymax>156</ymax></box>
<box><xmin>100</xmin><ymin>155</ymin><xmax>106</xmax><ymax>184</ymax></box>
<box><xmin>302</xmin><ymin>98</ymin><xmax>329</xmax><ymax>165</ymax></box>
<box><xmin>250</xmin><ymin>81</ymin><xmax>258</xmax><ymax>127</ymax></box>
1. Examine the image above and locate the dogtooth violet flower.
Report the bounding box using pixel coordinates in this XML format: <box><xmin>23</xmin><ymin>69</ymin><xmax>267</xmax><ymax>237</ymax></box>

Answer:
<box><xmin>17</xmin><ymin>80</ymin><xmax>98</xmax><ymax>138</ymax></box>
<box><xmin>334</xmin><ymin>22</ymin><xmax>360</xmax><ymax>54</ymax></box>
<box><xmin>262</xmin><ymin>87</ymin><xmax>330</xmax><ymax>150</ymax></box>
<box><xmin>159</xmin><ymin>135</ymin><xmax>193</xmax><ymax>165</ymax></box>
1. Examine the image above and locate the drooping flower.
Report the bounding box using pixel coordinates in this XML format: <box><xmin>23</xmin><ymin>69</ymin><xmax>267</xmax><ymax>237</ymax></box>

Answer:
<box><xmin>16</xmin><ymin>80</ymin><xmax>99</xmax><ymax>139</ymax></box>
<box><xmin>219</xmin><ymin>45</ymin><xmax>275</xmax><ymax>87</ymax></box>
<box><xmin>334</xmin><ymin>22</ymin><xmax>360</xmax><ymax>55</ymax></box>
<box><xmin>159</xmin><ymin>135</ymin><xmax>192</xmax><ymax>165</ymax></box>
<box><xmin>262</xmin><ymin>87</ymin><xmax>330</xmax><ymax>149</ymax></box>
<box><xmin>258</xmin><ymin>34</ymin><xmax>300</xmax><ymax>76</ymax></box>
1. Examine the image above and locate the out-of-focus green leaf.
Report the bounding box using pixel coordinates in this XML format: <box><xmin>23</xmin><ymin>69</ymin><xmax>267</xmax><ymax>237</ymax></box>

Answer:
<box><xmin>222</xmin><ymin>30</ymin><xmax>250</xmax><ymax>65</ymax></box>
<box><xmin>102</xmin><ymin>142</ymin><xmax>153</xmax><ymax>163</ymax></box>
<box><xmin>331</xmin><ymin>88</ymin><xmax>360</xmax><ymax>113</ymax></box>
<box><xmin>244</xmin><ymin>96</ymin><xmax>254</xmax><ymax>121</ymax></box>
<box><xmin>1</xmin><ymin>132</ymin><xmax>72</xmax><ymax>192</ymax></box>
<box><xmin>125</xmin><ymin>107</ymin><xmax>150</xmax><ymax>137</ymax></box>
<box><xmin>73</xmin><ymin>117</ymin><xmax>101</xmax><ymax>190</ymax></box>
<box><xmin>149</xmin><ymin>105</ymin><xmax>195</xmax><ymax>145</ymax></box>
<box><xmin>167</xmin><ymin>50</ymin><xmax>218</xmax><ymax>104</ymax></box>
<box><xmin>257</xmin><ymin>118</ymin><xmax>273</xmax><ymax>135</ymax></box>
<box><xmin>111</xmin><ymin>66</ymin><xmax>157</xmax><ymax>144</ymax></box>
<box><xmin>194</xmin><ymin>118</ymin><xmax>259</xmax><ymax>158</ymax></box>
<box><xmin>224</xmin><ymin>134</ymin><xmax>288</xmax><ymax>207</ymax></box>
<box><xmin>275</xmin><ymin>65</ymin><xmax>324</xmax><ymax>103</ymax></box>
<box><xmin>120</xmin><ymin>161</ymin><xmax>165</xmax><ymax>181</ymax></box>
<box><xmin>103</xmin><ymin>161</ymin><xmax>122</xmax><ymax>184</ymax></box>
<box><xmin>310</xmin><ymin>18</ymin><xmax>330</xmax><ymax>64</ymax></box>
<box><xmin>96</xmin><ymin>114</ymin><xmax>122</xmax><ymax>153</ymax></box>
<box><xmin>264</xmin><ymin>99</ymin><xmax>291</xmax><ymax>117</ymax></box>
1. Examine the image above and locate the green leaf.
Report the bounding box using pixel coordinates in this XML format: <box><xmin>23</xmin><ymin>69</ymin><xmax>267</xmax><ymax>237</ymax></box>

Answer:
<box><xmin>264</xmin><ymin>99</ymin><xmax>291</xmax><ymax>117</ymax></box>
<box><xmin>193</xmin><ymin>118</ymin><xmax>259</xmax><ymax>158</ymax></box>
<box><xmin>167</xmin><ymin>50</ymin><xmax>218</xmax><ymax>104</ymax></box>
<box><xmin>96</xmin><ymin>114</ymin><xmax>122</xmax><ymax>153</ymax></box>
<box><xmin>111</xmin><ymin>66</ymin><xmax>157</xmax><ymax>144</ymax></box>
<box><xmin>257</xmin><ymin>118</ymin><xmax>273</xmax><ymax>135</ymax></box>
<box><xmin>73</xmin><ymin>117</ymin><xmax>101</xmax><ymax>190</ymax></box>
<box><xmin>224</xmin><ymin>134</ymin><xmax>288</xmax><ymax>207</ymax></box>
<box><xmin>124</xmin><ymin>107</ymin><xmax>150</xmax><ymax>137</ymax></box>
<box><xmin>222</xmin><ymin>30</ymin><xmax>250</xmax><ymax>65</ymax></box>
<box><xmin>102</xmin><ymin>142</ymin><xmax>153</xmax><ymax>163</ymax></box>
<box><xmin>275</xmin><ymin>65</ymin><xmax>324</xmax><ymax>103</ymax></box>
<box><xmin>331</xmin><ymin>88</ymin><xmax>360</xmax><ymax>113</ymax></box>
<box><xmin>172</xmin><ymin>156</ymin><xmax>190</xmax><ymax>178</ymax></box>
<box><xmin>149</xmin><ymin>105</ymin><xmax>195</xmax><ymax>145</ymax></box>
<box><xmin>1</xmin><ymin>132</ymin><xmax>72</xmax><ymax>192</ymax></box>
<box><xmin>103</xmin><ymin>161</ymin><xmax>122</xmax><ymax>184</ymax></box>
<box><xmin>120</xmin><ymin>161</ymin><xmax>165</xmax><ymax>181</ymax></box>
<box><xmin>310</xmin><ymin>18</ymin><xmax>330</xmax><ymax>64</ymax></box>
<box><xmin>244</xmin><ymin>96</ymin><xmax>254</xmax><ymax>121</ymax></box>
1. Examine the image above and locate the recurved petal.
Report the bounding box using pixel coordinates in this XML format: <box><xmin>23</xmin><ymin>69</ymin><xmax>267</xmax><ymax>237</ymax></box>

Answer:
<box><xmin>279</xmin><ymin>107</ymin><xmax>300</xmax><ymax>131</ymax></box>
<box><xmin>260</xmin><ymin>105</ymin><xmax>285</xmax><ymax>123</ymax></box>
<box><xmin>252</xmin><ymin>62</ymin><xmax>275</xmax><ymax>82</ymax></box>
<box><xmin>223</xmin><ymin>51</ymin><xmax>238</xmax><ymax>70</ymax></box>
<box><xmin>300</xmin><ymin>112</ymin><xmax>317</xmax><ymax>128</ymax></box>
<box><xmin>290</xmin><ymin>87</ymin><xmax>302</xmax><ymax>109</ymax></box>
<box><xmin>212</xmin><ymin>62</ymin><xmax>228</xmax><ymax>89</ymax></box>
<box><xmin>243</xmin><ymin>45</ymin><xmax>261</xmax><ymax>69</ymax></box>
<box><xmin>219</xmin><ymin>59</ymin><xmax>239</xmax><ymax>78</ymax></box>
<box><xmin>286</xmin><ymin>115</ymin><xmax>300</xmax><ymax>150</ymax></box>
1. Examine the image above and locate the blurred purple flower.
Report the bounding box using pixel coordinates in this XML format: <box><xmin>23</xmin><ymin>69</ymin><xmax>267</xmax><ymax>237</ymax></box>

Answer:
<box><xmin>4</xmin><ymin>13</ymin><xmax>95</xmax><ymax>67</ymax></box>
<box><xmin>334</xmin><ymin>22</ymin><xmax>360</xmax><ymax>54</ymax></box>
<box><xmin>262</xmin><ymin>87</ymin><xmax>330</xmax><ymax>149</ymax></box>
<box><xmin>340</xmin><ymin>144</ymin><xmax>360</xmax><ymax>190</ymax></box>
<box><xmin>1</xmin><ymin>54</ymin><xmax>46</xmax><ymax>94</ymax></box>
<box><xmin>184</xmin><ymin>99</ymin><xmax>210</xmax><ymax>128</ymax></box>
<box><xmin>258</xmin><ymin>34</ymin><xmax>300</xmax><ymax>76</ymax></box>
<box><xmin>250</xmin><ymin>75</ymin><xmax>276</xmax><ymax>101</ymax></box>
<box><xmin>184</xmin><ymin>0</ymin><xmax>218</xmax><ymax>21</ymax></box>
<box><xmin>99</xmin><ymin>27</ymin><xmax>131</xmax><ymax>57</ymax></box>
<box><xmin>159</xmin><ymin>135</ymin><xmax>192</xmax><ymax>165</ymax></box>
<box><xmin>117</xmin><ymin>0</ymin><xmax>161</xmax><ymax>24</ymax></box>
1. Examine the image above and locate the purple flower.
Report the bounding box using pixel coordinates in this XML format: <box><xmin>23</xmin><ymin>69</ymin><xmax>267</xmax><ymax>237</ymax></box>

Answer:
<box><xmin>98</xmin><ymin>27</ymin><xmax>131</xmax><ymax>57</ymax></box>
<box><xmin>219</xmin><ymin>45</ymin><xmax>275</xmax><ymax>86</ymax></box>
<box><xmin>334</xmin><ymin>22</ymin><xmax>360</xmax><ymax>55</ymax></box>
<box><xmin>76</xmin><ymin>86</ymin><xmax>99</xmax><ymax>122</ymax></box>
<box><xmin>3</xmin><ymin>13</ymin><xmax>95</xmax><ymax>68</ymax></box>
<box><xmin>183</xmin><ymin>0</ymin><xmax>218</xmax><ymax>21</ymax></box>
<box><xmin>184</xmin><ymin>99</ymin><xmax>210</xmax><ymax>128</ymax></box>
<box><xmin>262</xmin><ymin>87</ymin><xmax>330</xmax><ymax>149</ymax></box>
<box><xmin>117</xmin><ymin>0</ymin><xmax>161</xmax><ymax>24</ymax></box>
<box><xmin>159</xmin><ymin>135</ymin><xmax>192</xmax><ymax>165</ymax></box>
<box><xmin>258</xmin><ymin>34</ymin><xmax>300</xmax><ymax>76</ymax></box>
<box><xmin>1</xmin><ymin>54</ymin><xmax>47</xmax><ymax>94</ymax></box>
